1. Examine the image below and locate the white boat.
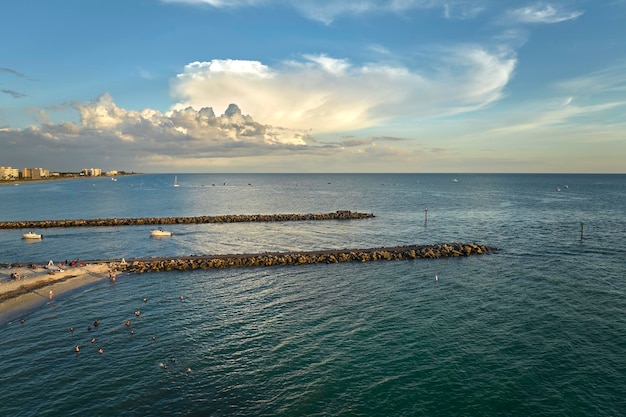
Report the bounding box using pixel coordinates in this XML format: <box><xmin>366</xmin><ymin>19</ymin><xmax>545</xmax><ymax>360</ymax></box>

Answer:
<box><xmin>173</xmin><ymin>176</ymin><xmax>180</xmax><ymax>187</ymax></box>
<box><xmin>111</xmin><ymin>177</ymin><xmax>117</xmax><ymax>181</ymax></box>
<box><xmin>453</xmin><ymin>178</ymin><xmax>459</xmax><ymax>183</ymax></box>
<box><xmin>150</xmin><ymin>228</ymin><xmax>173</xmax><ymax>237</ymax></box>
<box><xmin>22</xmin><ymin>231</ymin><xmax>42</xmax><ymax>239</ymax></box>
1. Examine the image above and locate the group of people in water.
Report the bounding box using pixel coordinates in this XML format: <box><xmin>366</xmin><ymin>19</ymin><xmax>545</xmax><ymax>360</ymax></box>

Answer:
<box><xmin>67</xmin><ymin>293</ymin><xmax>191</xmax><ymax>373</ymax></box>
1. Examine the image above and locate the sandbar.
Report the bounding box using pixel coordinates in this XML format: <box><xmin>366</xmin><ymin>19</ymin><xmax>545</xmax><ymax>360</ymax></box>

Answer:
<box><xmin>0</xmin><ymin>261</ymin><xmax>111</xmax><ymax>323</ymax></box>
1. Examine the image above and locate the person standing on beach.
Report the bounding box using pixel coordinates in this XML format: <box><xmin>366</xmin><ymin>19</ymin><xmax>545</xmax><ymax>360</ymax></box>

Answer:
<box><xmin>49</xmin><ymin>290</ymin><xmax>53</xmax><ymax>300</ymax></box>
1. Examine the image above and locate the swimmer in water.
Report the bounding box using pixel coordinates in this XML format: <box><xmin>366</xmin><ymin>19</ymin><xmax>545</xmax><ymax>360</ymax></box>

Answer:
<box><xmin>135</xmin><ymin>311</ymin><xmax>141</xmax><ymax>317</ymax></box>
<box><xmin>97</xmin><ymin>348</ymin><xmax>104</xmax><ymax>354</ymax></box>
<box><xmin>91</xmin><ymin>337</ymin><xmax>96</xmax><ymax>344</ymax></box>
<box><xmin>75</xmin><ymin>345</ymin><xmax>80</xmax><ymax>353</ymax></box>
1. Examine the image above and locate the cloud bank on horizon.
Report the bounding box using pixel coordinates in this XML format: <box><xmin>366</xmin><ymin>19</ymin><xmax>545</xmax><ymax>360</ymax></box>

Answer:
<box><xmin>1</xmin><ymin>0</ymin><xmax>624</xmax><ymax>172</ymax></box>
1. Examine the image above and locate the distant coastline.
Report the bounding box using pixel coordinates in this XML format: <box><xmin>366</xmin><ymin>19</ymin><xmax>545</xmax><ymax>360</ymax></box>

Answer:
<box><xmin>0</xmin><ymin>172</ymin><xmax>140</xmax><ymax>186</ymax></box>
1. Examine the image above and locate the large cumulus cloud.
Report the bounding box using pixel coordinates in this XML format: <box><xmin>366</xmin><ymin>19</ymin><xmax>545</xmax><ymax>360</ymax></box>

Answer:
<box><xmin>0</xmin><ymin>93</ymin><xmax>315</xmax><ymax>171</ymax></box>
<box><xmin>171</xmin><ymin>50</ymin><xmax>516</xmax><ymax>133</ymax></box>
<box><xmin>1</xmin><ymin>48</ymin><xmax>515</xmax><ymax>172</ymax></box>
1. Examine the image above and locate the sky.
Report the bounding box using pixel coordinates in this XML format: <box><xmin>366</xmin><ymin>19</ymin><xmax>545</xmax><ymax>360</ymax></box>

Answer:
<box><xmin>1</xmin><ymin>0</ymin><xmax>625</xmax><ymax>173</ymax></box>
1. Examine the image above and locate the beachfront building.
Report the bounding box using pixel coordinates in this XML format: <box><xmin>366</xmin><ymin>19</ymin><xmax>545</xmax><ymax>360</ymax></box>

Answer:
<box><xmin>22</xmin><ymin>167</ymin><xmax>50</xmax><ymax>179</ymax></box>
<box><xmin>0</xmin><ymin>166</ymin><xmax>20</xmax><ymax>180</ymax></box>
<box><xmin>82</xmin><ymin>168</ymin><xmax>102</xmax><ymax>176</ymax></box>
<box><xmin>105</xmin><ymin>170</ymin><xmax>118</xmax><ymax>177</ymax></box>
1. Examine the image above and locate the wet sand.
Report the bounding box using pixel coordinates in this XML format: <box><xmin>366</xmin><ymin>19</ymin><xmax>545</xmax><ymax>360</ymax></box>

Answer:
<box><xmin>0</xmin><ymin>262</ymin><xmax>111</xmax><ymax>323</ymax></box>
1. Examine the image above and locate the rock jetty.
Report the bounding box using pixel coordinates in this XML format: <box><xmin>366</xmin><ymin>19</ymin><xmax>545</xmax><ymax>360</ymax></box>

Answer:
<box><xmin>0</xmin><ymin>210</ymin><xmax>374</xmax><ymax>229</ymax></box>
<box><xmin>111</xmin><ymin>242</ymin><xmax>493</xmax><ymax>274</ymax></box>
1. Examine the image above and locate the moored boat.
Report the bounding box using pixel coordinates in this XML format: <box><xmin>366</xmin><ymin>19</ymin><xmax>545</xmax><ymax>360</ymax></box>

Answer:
<box><xmin>22</xmin><ymin>231</ymin><xmax>42</xmax><ymax>239</ymax></box>
<box><xmin>150</xmin><ymin>228</ymin><xmax>172</xmax><ymax>237</ymax></box>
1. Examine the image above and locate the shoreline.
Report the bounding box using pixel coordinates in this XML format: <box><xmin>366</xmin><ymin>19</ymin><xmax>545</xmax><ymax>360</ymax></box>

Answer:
<box><xmin>0</xmin><ymin>172</ymin><xmax>140</xmax><ymax>186</ymax></box>
<box><xmin>0</xmin><ymin>262</ymin><xmax>111</xmax><ymax>323</ymax></box>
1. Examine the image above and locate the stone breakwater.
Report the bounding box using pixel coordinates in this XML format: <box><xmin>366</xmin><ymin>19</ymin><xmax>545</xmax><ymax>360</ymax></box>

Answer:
<box><xmin>0</xmin><ymin>210</ymin><xmax>374</xmax><ymax>229</ymax></box>
<box><xmin>113</xmin><ymin>243</ymin><xmax>493</xmax><ymax>274</ymax></box>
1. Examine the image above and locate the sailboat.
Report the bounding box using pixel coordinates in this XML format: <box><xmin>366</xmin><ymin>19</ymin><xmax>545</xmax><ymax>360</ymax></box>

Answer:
<box><xmin>173</xmin><ymin>176</ymin><xmax>180</xmax><ymax>187</ymax></box>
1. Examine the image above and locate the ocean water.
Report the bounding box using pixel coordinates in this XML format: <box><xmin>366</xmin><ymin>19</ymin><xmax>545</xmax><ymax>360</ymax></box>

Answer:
<box><xmin>0</xmin><ymin>173</ymin><xmax>625</xmax><ymax>416</ymax></box>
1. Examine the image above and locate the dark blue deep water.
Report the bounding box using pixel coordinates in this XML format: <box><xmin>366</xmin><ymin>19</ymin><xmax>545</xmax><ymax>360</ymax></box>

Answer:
<box><xmin>1</xmin><ymin>174</ymin><xmax>625</xmax><ymax>416</ymax></box>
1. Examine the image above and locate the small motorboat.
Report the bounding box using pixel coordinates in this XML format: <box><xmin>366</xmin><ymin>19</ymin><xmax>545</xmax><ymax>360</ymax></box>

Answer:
<box><xmin>150</xmin><ymin>228</ymin><xmax>172</xmax><ymax>237</ymax></box>
<box><xmin>22</xmin><ymin>231</ymin><xmax>42</xmax><ymax>239</ymax></box>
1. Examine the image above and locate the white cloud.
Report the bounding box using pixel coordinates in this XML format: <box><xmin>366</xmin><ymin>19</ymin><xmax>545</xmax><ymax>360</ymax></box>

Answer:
<box><xmin>171</xmin><ymin>50</ymin><xmax>516</xmax><ymax>133</ymax></box>
<box><xmin>506</xmin><ymin>4</ymin><xmax>583</xmax><ymax>24</ymax></box>
<box><xmin>554</xmin><ymin>64</ymin><xmax>626</xmax><ymax>95</ymax></box>
<box><xmin>0</xmin><ymin>93</ymin><xmax>325</xmax><ymax>170</ymax></box>
<box><xmin>162</xmin><ymin>0</ymin><xmax>485</xmax><ymax>23</ymax></box>
<box><xmin>162</xmin><ymin>0</ymin><xmax>263</xmax><ymax>7</ymax></box>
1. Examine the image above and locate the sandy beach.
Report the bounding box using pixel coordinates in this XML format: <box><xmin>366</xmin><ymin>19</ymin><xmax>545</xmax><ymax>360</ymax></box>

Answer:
<box><xmin>0</xmin><ymin>261</ymin><xmax>112</xmax><ymax>322</ymax></box>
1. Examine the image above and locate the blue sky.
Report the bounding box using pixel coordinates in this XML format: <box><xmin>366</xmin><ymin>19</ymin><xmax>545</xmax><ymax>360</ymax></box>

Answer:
<box><xmin>1</xmin><ymin>0</ymin><xmax>625</xmax><ymax>173</ymax></box>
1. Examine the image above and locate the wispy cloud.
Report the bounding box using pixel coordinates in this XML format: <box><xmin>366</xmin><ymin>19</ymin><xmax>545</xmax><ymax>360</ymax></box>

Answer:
<box><xmin>0</xmin><ymin>67</ymin><xmax>26</xmax><ymax>78</ymax></box>
<box><xmin>161</xmin><ymin>0</ymin><xmax>263</xmax><ymax>7</ymax></box>
<box><xmin>443</xmin><ymin>2</ymin><xmax>486</xmax><ymax>20</ymax></box>
<box><xmin>505</xmin><ymin>4</ymin><xmax>583</xmax><ymax>24</ymax></box>
<box><xmin>162</xmin><ymin>0</ymin><xmax>486</xmax><ymax>23</ymax></box>
<box><xmin>1</xmin><ymin>89</ymin><xmax>27</xmax><ymax>98</ymax></box>
<box><xmin>554</xmin><ymin>64</ymin><xmax>626</xmax><ymax>95</ymax></box>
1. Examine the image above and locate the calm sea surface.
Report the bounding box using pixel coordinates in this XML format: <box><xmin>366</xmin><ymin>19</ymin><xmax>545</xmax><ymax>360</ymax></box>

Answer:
<box><xmin>0</xmin><ymin>174</ymin><xmax>625</xmax><ymax>416</ymax></box>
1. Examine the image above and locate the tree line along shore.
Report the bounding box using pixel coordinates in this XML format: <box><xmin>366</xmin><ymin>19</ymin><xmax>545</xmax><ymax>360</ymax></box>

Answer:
<box><xmin>0</xmin><ymin>211</ymin><xmax>374</xmax><ymax>229</ymax></box>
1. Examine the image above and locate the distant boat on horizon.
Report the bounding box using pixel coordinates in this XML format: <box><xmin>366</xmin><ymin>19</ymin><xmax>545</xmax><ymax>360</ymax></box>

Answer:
<box><xmin>173</xmin><ymin>176</ymin><xmax>180</xmax><ymax>187</ymax></box>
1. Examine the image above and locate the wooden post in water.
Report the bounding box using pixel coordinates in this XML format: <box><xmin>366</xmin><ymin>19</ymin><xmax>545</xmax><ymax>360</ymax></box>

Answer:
<box><xmin>580</xmin><ymin>222</ymin><xmax>584</xmax><ymax>240</ymax></box>
<box><xmin>424</xmin><ymin>207</ymin><xmax>428</xmax><ymax>223</ymax></box>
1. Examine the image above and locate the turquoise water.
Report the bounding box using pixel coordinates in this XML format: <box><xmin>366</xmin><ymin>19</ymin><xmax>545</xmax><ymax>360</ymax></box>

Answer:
<box><xmin>1</xmin><ymin>174</ymin><xmax>625</xmax><ymax>416</ymax></box>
